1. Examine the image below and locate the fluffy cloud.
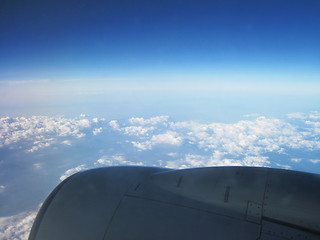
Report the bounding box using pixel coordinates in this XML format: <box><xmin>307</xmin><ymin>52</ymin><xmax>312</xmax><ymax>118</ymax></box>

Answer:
<box><xmin>0</xmin><ymin>116</ymin><xmax>96</xmax><ymax>152</ymax></box>
<box><xmin>0</xmin><ymin>211</ymin><xmax>37</xmax><ymax>240</ymax></box>
<box><xmin>109</xmin><ymin>120</ymin><xmax>120</xmax><ymax>130</ymax></box>
<box><xmin>129</xmin><ymin>116</ymin><xmax>168</xmax><ymax>125</ymax></box>
<box><xmin>131</xmin><ymin>131</ymin><xmax>182</xmax><ymax>150</ymax></box>
<box><xmin>108</xmin><ymin>114</ymin><xmax>320</xmax><ymax>168</ymax></box>
<box><xmin>164</xmin><ymin>154</ymin><xmax>270</xmax><ymax>169</ymax></box>
<box><xmin>94</xmin><ymin>155</ymin><xmax>143</xmax><ymax>167</ymax></box>
<box><xmin>115</xmin><ymin>115</ymin><xmax>320</xmax><ymax>155</ymax></box>
<box><xmin>123</xmin><ymin>126</ymin><xmax>155</xmax><ymax>136</ymax></box>
<box><xmin>93</xmin><ymin>127</ymin><xmax>102</xmax><ymax>136</ymax></box>
<box><xmin>59</xmin><ymin>155</ymin><xmax>143</xmax><ymax>182</ymax></box>
<box><xmin>60</xmin><ymin>164</ymin><xmax>88</xmax><ymax>181</ymax></box>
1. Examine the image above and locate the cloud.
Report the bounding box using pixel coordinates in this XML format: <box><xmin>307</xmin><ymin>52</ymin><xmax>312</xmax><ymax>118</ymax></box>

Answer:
<box><xmin>62</xmin><ymin>140</ymin><xmax>72</xmax><ymax>146</ymax></box>
<box><xmin>0</xmin><ymin>116</ymin><xmax>95</xmax><ymax>152</ymax></box>
<box><xmin>310</xmin><ymin>159</ymin><xmax>320</xmax><ymax>164</ymax></box>
<box><xmin>128</xmin><ymin>116</ymin><xmax>168</xmax><ymax>125</ymax></box>
<box><xmin>93</xmin><ymin>127</ymin><xmax>102</xmax><ymax>136</ymax></box>
<box><xmin>287</xmin><ymin>112</ymin><xmax>306</xmax><ymax>119</ymax></box>
<box><xmin>164</xmin><ymin>154</ymin><xmax>270</xmax><ymax>169</ymax></box>
<box><xmin>0</xmin><ymin>185</ymin><xmax>5</xmax><ymax>193</ymax></box>
<box><xmin>291</xmin><ymin>158</ymin><xmax>302</xmax><ymax>163</ymax></box>
<box><xmin>109</xmin><ymin>120</ymin><xmax>120</xmax><ymax>130</ymax></box>
<box><xmin>0</xmin><ymin>211</ymin><xmax>37</xmax><ymax>240</ymax></box>
<box><xmin>309</xmin><ymin>111</ymin><xmax>320</xmax><ymax>120</ymax></box>
<box><xmin>59</xmin><ymin>155</ymin><xmax>144</xmax><ymax>182</ymax></box>
<box><xmin>106</xmin><ymin>113</ymin><xmax>320</xmax><ymax>169</ymax></box>
<box><xmin>168</xmin><ymin>152</ymin><xmax>178</xmax><ymax>157</ymax></box>
<box><xmin>275</xmin><ymin>163</ymin><xmax>291</xmax><ymax>169</ymax></box>
<box><xmin>151</xmin><ymin>131</ymin><xmax>182</xmax><ymax>145</ymax></box>
<box><xmin>243</xmin><ymin>113</ymin><xmax>259</xmax><ymax>118</ymax></box>
<box><xmin>131</xmin><ymin>131</ymin><xmax>182</xmax><ymax>150</ymax></box>
<box><xmin>33</xmin><ymin>163</ymin><xmax>42</xmax><ymax>169</ymax></box>
<box><xmin>94</xmin><ymin>155</ymin><xmax>143</xmax><ymax>167</ymax></box>
<box><xmin>60</xmin><ymin>164</ymin><xmax>88</xmax><ymax>181</ymax></box>
<box><xmin>123</xmin><ymin>126</ymin><xmax>155</xmax><ymax>136</ymax></box>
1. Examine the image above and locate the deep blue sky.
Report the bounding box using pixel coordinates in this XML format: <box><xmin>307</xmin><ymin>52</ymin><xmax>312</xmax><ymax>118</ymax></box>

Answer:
<box><xmin>0</xmin><ymin>0</ymin><xmax>320</xmax><ymax>121</ymax></box>
<box><xmin>1</xmin><ymin>0</ymin><xmax>320</xmax><ymax>80</ymax></box>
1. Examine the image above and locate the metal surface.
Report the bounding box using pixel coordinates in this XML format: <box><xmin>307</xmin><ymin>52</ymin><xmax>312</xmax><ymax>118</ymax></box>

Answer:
<box><xmin>29</xmin><ymin>166</ymin><xmax>320</xmax><ymax>240</ymax></box>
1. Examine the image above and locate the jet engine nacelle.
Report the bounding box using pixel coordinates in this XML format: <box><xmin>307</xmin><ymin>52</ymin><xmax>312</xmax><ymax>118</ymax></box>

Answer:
<box><xmin>29</xmin><ymin>166</ymin><xmax>320</xmax><ymax>239</ymax></box>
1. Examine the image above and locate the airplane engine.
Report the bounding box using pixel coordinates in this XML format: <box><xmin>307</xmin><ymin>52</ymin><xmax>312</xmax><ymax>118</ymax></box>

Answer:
<box><xmin>29</xmin><ymin>166</ymin><xmax>320</xmax><ymax>240</ymax></box>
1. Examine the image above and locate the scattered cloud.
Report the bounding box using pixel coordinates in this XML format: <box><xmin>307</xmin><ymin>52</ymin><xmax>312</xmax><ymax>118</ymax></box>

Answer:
<box><xmin>94</xmin><ymin>155</ymin><xmax>143</xmax><ymax>167</ymax></box>
<box><xmin>109</xmin><ymin>120</ymin><xmax>120</xmax><ymax>130</ymax></box>
<box><xmin>309</xmin><ymin>111</ymin><xmax>320</xmax><ymax>120</ymax></box>
<box><xmin>93</xmin><ymin>127</ymin><xmax>102</xmax><ymax>135</ymax></box>
<box><xmin>60</xmin><ymin>164</ymin><xmax>88</xmax><ymax>181</ymax></box>
<box><xmin>123</xmin><ymin>126</ymin><xmax>155</xmax><ymax>136</ymax></box>
<box><xmin>291</xmin><ymin>158</ymin><xmax>302</xmax><ymax>163</ymax></box>
<box><xmin>310</xmin><ymin>159</ymin><xmax>320</xmax><ymax>164</ymax></box>
<box><xmin>0</xmin><ymin>116</ymin><xmax>94</xmax><ymax>151</ymax></box>
<box><xmin>0</xmin><ymin>211</ymin><xmax>37</xmax><ymax>240</ymax></box>
<box><xmin>62</xmin><ymin>140</ymin><xmax>72</xmax><ymax>146</ymax></box>
<box><xmin>287</xmin><ymin>112</ymin><xmax>306</xmax><ymax>119</ymax></box>
<box><xmin>165</xmin><ymin>154</ymin><xmax>270</xmax><ymax>169</ymax></box>
<box><xmin>168</xmin><ymin>152</ymin><xmax>178</xmax><ymax>157</ymax></box>
<box><xmin>129</xmin><ymin>116</ymin><xmax>168</xmax><ymax>125</ymax></box>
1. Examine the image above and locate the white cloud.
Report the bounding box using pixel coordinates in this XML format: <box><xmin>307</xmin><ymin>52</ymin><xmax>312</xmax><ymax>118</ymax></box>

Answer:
<box><xmin>168</xmin><ymin>152</ymin><xmax>178</xmax><ymax>157</ymax></box>
<box><xmin>309</xmin><ymin>111</ymin><xmax>320</xmax><ymax>120</ymax></box>
<box><xmin>275</xmin><ymin>163</ymin><xmax>291</xmax><ymax>169</ymax></box>
<box><xmin>123</xmin><ymin>126</ymin><xmax>154</xmax><ymax>136</ymax></box>
<box><xmin>291</xmin><ymin>158</ymin><xmax>302</xmax><ymax>163</ymax></box>
<box><xmin>310</xmin><ymin>159</ymin><xmax>320</xmax><ymax>164</ymax></box>
<box><xmin>62</xmin><ymin>140</ymin><xmax>71</xmax><ymax>146</ymax></box>
<box><xmin>0</xmin><ymin>116</ymin><xmax>93</xmax><ymax>152</ymax></box>
<box><xmin>0</xmin><ymin>211</ymin><xmax>37</xmax><ymax>240</ymax></box>
<box><xmin>60</xmin><ymin>164</ymin><xmax>88</xmax><ymax>181</ymax></box>
<box><xmin>94</xmin><ymin>155</ymin><xmax>143</xmax><ymax>167</ymax></box>
<box><xmin>287</xmin><ymin>112</ymin><xmax>306</xmax><ymax>119</ymax></box>
<box><xmin>164</xmin><ymin>154</ymin><xmax>270</xmax><ymax>169</ymax></box>
<box><xmin>0</xmin><ymin>185</ymin><xmax>5</xmax><ymax>193</ymax></box>
<box><xmin>109</xmin><ymin>120</ymin><xmax>120</xmax><ymax>130</ymax></box>
<box><xmin>131</xmin><ymin>141</ymin><xmax>151</xmax><ymax>151</ymax></box>
<box><xmin>76</xmin><ymin>133</ymin><xmax>86</xmax><ymax>138</ymax></box>
<box><xmin>107</xmin><ymin>114</ymin><xmax>320</xmax><ymax>170</ymax></box>
<box><xmin>131</xmin><ymin>131</ymin><xmax>182</xmax><ymax>150</ymax></box>
<box><xmin>93</xmin><ymin>127</ymin><xmax>102</xmax><ymax>135</ymax></box>
<box><xmin>129</xmin><ymin>116</ymin><xmax>168</xmax><ymax>125</ymax></box>
<box><xmin>151</xmin><ymin>131</ymin><xmax>182</xmax><ymax>145</ymax></box>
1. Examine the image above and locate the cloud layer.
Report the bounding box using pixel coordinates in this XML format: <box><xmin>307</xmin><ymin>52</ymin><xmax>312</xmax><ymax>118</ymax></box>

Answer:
<box><xmin>1</xmin><ymin>112</ymin><xmax>320</xmax><ymax>239</ymax></box>
<box><xmin>0</xmin><ymin>115</ymin><xmax>104</xmax><ymax>152</ymax></box>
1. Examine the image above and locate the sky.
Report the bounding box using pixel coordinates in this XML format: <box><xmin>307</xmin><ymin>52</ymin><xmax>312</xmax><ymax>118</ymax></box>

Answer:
<box><xmin>0</xmin><ymin>0</ymin><xmax>320</xmax><ymax>121</ymax></box>
<box><xmin>0</xmin><ymin>0</ymin><xmax>320</xmax><ymax>239</ymax></box>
